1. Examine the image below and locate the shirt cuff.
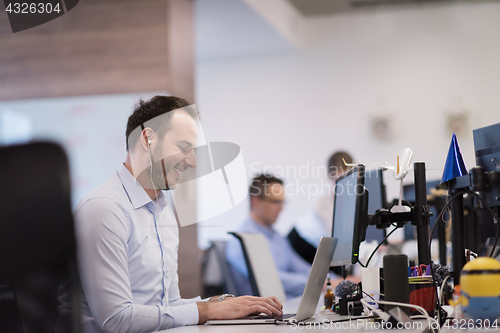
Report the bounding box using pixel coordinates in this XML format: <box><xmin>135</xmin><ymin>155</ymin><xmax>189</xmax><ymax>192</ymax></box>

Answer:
<box><xmin>171</xmin><ymin>302</ymin><xmax>199</xmax><ymax>327</ymax></box>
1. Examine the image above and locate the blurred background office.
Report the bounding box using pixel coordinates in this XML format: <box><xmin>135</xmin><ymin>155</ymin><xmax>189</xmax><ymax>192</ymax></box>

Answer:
<box><xmin>2</xmin><ymin>0</ymin><xmax>500</xmax><ymax>299</ymax></box>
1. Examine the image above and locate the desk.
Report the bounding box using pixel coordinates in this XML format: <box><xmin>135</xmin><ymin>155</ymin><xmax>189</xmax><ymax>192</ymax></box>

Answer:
<box><xmin>155</xmin><ymin>297</ymin><xmax>407</xmax><ymax>332</ymax></box>
<box><xmin>156</xmin><ymin>297</ymin><xmax>500</xmax><ymax>333</ymax></box>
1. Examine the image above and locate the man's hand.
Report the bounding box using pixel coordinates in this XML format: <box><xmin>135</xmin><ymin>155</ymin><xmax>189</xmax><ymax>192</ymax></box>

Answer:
<box><xmin>197</xmin><ymin>296</ymin><xmax>283</xmax><ymax>324</ymax></box>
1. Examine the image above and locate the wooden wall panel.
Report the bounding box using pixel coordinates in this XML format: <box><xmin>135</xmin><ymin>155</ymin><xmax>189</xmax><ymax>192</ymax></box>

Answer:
<box><xmin>0</xmin><ymin>0</ymin><xmax>170</xmax><ymax>100</ymax></box>
<box><xmin>167</xmin><ymin>0</ymin><xmax>195</xmax><ymax>103</ymax></box>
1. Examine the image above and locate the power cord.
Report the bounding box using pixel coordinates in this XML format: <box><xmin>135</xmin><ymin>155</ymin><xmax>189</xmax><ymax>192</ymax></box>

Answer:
<box><xmin>427</xmin><ymin>190</ymin><xmax>467</xmax><ymax>258</ymax></box>
<box><xmin>360</xmin><ymin>298</ymin><xmax>439</xmax><ymax>333</ymax></box>
<box><xmin>363</xmin><ymin>226</ymin><xmax>400</xmax><ymax>268</ymax></box>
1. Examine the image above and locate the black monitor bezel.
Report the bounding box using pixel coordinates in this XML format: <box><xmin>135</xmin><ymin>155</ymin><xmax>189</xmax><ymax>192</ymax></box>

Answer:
<box><xmin>330</xmin><ymin>164</ymin><xmax>369</xmax><ymax>266</ymax></box>
<box><xmin>364</xmin><ymin>168</ymin><xmax>386</xmax><ymax>242</ymax></box>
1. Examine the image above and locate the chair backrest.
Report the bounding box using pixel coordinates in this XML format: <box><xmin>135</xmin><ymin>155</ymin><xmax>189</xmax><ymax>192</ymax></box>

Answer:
<box><xmin>211</xmin><ymin>241</ymin><xmax>238</xmax><ymax>295</ymax></box>
<box><xmin>201</xmin><ymin>241</ymin><xmax>238</xmax><ymax>297</ymax></box>
<box><xmin>287</xmin><ymin>227</ymin><xmax>317</xmax><ymax>264</ymax></box>
<box><xmin>201</xmin><ymin>242</ymin><xmax>224</xmax><ymax>297</ymax></box>
<box><xmin>0</xmin><ymin>142</ymin><xmax>80</xmax><ymax>333</ymax></box>
<box><xmin>229</xmin><ymin>232</ymin><xmax>286</xmax><ymax>303</ymax></box>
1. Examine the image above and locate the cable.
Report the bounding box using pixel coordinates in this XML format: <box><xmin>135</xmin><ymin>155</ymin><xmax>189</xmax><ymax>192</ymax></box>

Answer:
<box><xmin>360</xmin><ymin>298</ymin><xmax>439</xmax><ymax>333</ymax></box>
<box><xmin>147</xmin><ymin>144</ymin><xmax>169</xmax><ymax>306</ymax></box>
<box><xmin>436</xmin><ymin>274</ymin><xmax>451</xmax><ymax>326</ymax></box>
<box><xmin>428</xmin><ymin>190</ymin><xmax>467</xmax><ymax>261</ymax></box>
<box><xmin>439</xmin><ymin>275</ymin><xmax>451</xmax><ymax>306</ymax></box>
<box><xmin>411</xmin><ymin>315</ymin><xmax>430</xmax><ymax>319</ymax></box>
<box><xmin>360</xmin><ymin>298</ymin><xmax>390</xmax><ymax>321</ymax></box>
<box><xmin>364</xmin><ymin>226</ymin><xmax>400</xmax><ymax>267</ymax></box>
<box><xmin>362</xmin><ymin>290</ymin><xmax>377</xmax><ymax>301</ymax></box>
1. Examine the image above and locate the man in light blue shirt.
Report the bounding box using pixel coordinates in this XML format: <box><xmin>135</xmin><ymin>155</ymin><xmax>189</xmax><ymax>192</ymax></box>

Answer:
<box><xmin>226</xmin><ymin>174</ymin><xmax>311</xmax><ymax>299</ymax></box>
<box><xmin>57</xmin><ymin>96</ymin><xmax>282</xmax><ymax>333</ymax></box>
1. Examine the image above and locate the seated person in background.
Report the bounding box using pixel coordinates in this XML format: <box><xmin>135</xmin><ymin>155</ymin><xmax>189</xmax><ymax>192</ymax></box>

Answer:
<box><xmin>289</xmin><ymin>151</ymin><xmax>354</xmax><ymax>264</ymax></box>
<box><xmin>226</xmin><ymin>174</ymin><xmax>311</xmax><ymax>299</ymax></box>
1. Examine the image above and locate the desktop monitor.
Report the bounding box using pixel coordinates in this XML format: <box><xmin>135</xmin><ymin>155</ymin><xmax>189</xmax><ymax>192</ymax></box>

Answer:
<box><xmin>330</xmin><ymin>165</ymin><xmax>369</xmax><ymax>266</ymax></box>
<box><xmin>364</xmin><ymin>168</ymin><xmax>386</xmax><ymax>243</ymax></box>
<box><xmin>473</xmin><ymin>122</ymin><xmax>500</xmax><ymax>208</ymax></box>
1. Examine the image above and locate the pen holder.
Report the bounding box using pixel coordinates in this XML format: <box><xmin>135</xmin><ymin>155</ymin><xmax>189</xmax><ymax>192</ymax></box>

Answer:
<box><xmin>409</xmin><ymin>282</ymin><xmax>436</xmax><ymax>316</ymax></box>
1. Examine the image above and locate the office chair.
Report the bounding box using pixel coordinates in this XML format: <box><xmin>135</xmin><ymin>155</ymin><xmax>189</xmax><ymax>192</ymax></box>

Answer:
<box><xmin>211</xmin><ymin>241</ymin><xmax>238</xmax><ymax>295</ymax></box>
<box><xmin>229</xmin><ymin>232</ymin><xmax>286</xmax><ymax>303</ymax></box>
<box><xmin>201</xmin><ymin>241</ymin><xmax>238</xmax><ymax>297</ymax></box>
<box><xmin>201</xmin><ymin>242</ymin><xmax>224</xmax><ymax>297</ymax></box>
<box><xmin>287</xmin><ymin>227</ymin><xmax>317</xmax><ymax>264</ymax></box>
<box><xmin>0</xmin><ymin>142</ymin><xmax>80</xmax><ymax>333</ymax></box>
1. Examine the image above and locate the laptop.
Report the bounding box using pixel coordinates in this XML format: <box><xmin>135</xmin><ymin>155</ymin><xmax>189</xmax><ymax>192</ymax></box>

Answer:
<box><xmin>207</xmin><ymin>237</ymin><xmax>338</xmax><ymax>325</ymax></box>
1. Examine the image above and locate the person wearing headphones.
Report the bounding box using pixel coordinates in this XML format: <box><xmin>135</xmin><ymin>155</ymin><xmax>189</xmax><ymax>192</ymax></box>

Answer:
<box><xmin>57</xmin><ymin>96</ymin><xmax>282</xmax><ymax>333</ymax></box>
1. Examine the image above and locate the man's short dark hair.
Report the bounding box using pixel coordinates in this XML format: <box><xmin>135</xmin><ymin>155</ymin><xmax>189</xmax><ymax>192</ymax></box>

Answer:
<box><xmin>249</xmin><ymin>173</ymin><xmax>283</xmax><ymax>208</ymax></box>
<box><xmin>125</xmin><ymin>95</ymin><xmax>198</xmax><ymax>151</ymax></box>
<box><xmin>328</xmin><ymin>151</ymin><xmax>353</xmax><ymax>179</ymax></box>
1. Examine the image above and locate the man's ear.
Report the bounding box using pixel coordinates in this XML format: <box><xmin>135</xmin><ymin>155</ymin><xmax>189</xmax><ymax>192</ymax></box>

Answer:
<box><xmin>250</xmin><ymin>196</ymin><xmax>259</xmax><ymax>209</ymax></box>
<box><xmin>141</xmin><ymin>128</ymin><xmax>154</xmax><ymax>151</ymax></box>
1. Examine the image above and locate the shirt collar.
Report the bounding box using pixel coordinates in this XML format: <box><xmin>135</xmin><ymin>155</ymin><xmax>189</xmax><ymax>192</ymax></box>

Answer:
<box><xmin>117</xmin><ymin>164</ymin><xmax>167</xmax><ymax>210</ymax></box>
<box><xmin>247</xmin><ymin>217</ymin><xmax>276</xmax><ymax>238</ymax></box>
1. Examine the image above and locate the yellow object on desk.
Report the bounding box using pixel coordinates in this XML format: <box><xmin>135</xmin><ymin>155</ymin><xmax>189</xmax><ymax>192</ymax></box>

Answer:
<box><xmin>459</xmin><ymin>257</ymin><xmax>500</xmax><ymax>321</ymax></box>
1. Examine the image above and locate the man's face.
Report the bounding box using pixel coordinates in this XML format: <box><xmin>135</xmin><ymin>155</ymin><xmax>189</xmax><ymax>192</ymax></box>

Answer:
<box><xmin>254</xmin><ymin>183</ymin><xmax>285</xmax><ymax>227</ymax></box>
<box><xmin>150</xmin><ymin>110</ymin><xmax>198</xmax><ymax>190</ymax></box>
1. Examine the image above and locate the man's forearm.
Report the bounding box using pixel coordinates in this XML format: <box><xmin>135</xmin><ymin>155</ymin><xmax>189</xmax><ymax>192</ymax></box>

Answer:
<box><xmin>196</xmin><ymin>296</ymin><xmax>220</xmax><ymax>324</ymax></box>
<box><xmin>197</xmin><ymin>301</ymin><xmax>211</xmax><ymax>324</ymax></box>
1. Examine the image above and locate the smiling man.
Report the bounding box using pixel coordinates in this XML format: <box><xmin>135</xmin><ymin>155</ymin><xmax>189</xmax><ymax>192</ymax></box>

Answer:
<box><xmin>57</xmin><ymin>96</ymin><xmax>282</xmax><ymax>333</ymax></box>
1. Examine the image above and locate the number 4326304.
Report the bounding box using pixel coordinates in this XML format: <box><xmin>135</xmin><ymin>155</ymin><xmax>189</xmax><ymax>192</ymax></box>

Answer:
<box><xmin>444</xmin><ymin>319</ymin><xmax>499</xmax><ymax>329</ymax></box>
<box><xmin>5</xmin><ymin>3</ymin><xmax>61</xmax><ymax>14</ymax></box>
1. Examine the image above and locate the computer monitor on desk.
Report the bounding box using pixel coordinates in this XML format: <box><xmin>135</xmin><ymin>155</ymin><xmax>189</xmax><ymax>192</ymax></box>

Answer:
<box><xmin>474</xmin><ymin>122</ymin><xmax>500</xmax><ymax>208</ymax></box>
<box><xmin>330</xmin><ymin>165</ymin><xmax>369</xmax><ymax>266</ymax></box>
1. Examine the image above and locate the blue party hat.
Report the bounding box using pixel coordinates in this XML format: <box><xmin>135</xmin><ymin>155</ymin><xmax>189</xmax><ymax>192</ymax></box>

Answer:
<box><xmin>441</xmin><ymin>133</ymin><xmax>468</xmax><ymax>184</ymax></box>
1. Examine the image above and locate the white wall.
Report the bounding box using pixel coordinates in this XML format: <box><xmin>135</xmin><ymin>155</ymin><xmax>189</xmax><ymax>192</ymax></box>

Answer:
<box><xmin>195</xmin><ymin>1</ymin><xmax>500</xmax><ymax>248</ymax></box>
<box><xmin>0</xmin><ymin>92</ymin><xmax>165</xmax><ymax>207</ymax></box>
